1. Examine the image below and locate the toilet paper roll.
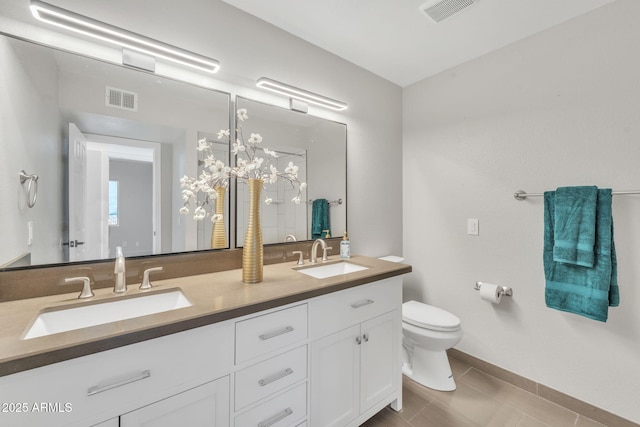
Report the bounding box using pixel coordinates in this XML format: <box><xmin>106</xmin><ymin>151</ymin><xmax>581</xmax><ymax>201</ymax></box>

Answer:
<box><xmin>479</xmin><ymin>283</ymin><xmax>503</xmax><ymax>304</ymax></box>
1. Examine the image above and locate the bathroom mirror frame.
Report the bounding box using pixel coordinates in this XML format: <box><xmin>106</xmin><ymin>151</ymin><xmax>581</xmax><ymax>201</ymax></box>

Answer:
<box><xmin>0</xmin><ymin>31</ymin><xmax>232</xmax><ymax>271</ymax></box>
<box><xmin>233</xmin><ymin>96</ymin><xmax>348</xmax><ymax>248</ymax></box>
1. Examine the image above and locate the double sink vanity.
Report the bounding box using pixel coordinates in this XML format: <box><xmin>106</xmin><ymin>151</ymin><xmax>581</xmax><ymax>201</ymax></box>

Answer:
<box><xmin>0</xmin><ymin>253</ymin><xmax>410</xmax><ymax>427</ymax></box>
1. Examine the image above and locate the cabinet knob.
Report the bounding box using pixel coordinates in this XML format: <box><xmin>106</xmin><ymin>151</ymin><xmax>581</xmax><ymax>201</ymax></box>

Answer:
<box><xmin>356</xmin><ymin>336</ymin><xmax>362</xmax><ymax>345</ymax></box>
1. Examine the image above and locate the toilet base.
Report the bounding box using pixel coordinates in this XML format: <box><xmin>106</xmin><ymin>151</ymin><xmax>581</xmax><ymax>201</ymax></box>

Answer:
<box><xmin>403</xmin><ymin>347</ymin><xmax>456</xmax><ymax>392</ymax></box>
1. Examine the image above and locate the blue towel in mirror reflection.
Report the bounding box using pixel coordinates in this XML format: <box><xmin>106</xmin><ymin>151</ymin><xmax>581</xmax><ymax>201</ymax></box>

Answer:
<box><xmin>311</xmin><ymin>199</ymin><xmax>330</xmax><ymax>239</ymax></box>
<box><xmin>543</xmin><ymin>187</ymin><xmax>619</xmax><ymax>322</ymax></box>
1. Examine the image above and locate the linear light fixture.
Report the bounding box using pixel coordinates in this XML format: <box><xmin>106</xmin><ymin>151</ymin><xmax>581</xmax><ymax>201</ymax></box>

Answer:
<box><xmin>256</xmin><ymin>77</ymin><xmax>348</xmax><ymax>111</ymax></box>
<box><xmin>29</xmin><ymin>0</ymin><xmax>220</xmax><ymax>74</ymax></box>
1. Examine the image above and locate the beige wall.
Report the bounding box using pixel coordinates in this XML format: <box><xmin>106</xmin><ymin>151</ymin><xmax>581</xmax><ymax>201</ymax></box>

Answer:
<box><xmin>403</xmin><ymin>0</ymin><xmax>640</xmax><ymax>422</ymax></box>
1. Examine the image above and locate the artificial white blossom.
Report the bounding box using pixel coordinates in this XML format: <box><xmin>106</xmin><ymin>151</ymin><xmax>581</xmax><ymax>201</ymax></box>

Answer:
<box><xmin>263</xmin><ymin>148</ymin><xmax>278</xmax><ymax>158</ymax></box>
<box><xmin>193</xmin><ymin>206</ymin><xmax>206</xmax><ymax>220</ymax></box>
<box><xmin>196</xmin><ymin>138</ymin><xmax>210</xmax><ymax>151</ymax></box>
<box><xmin>248</xmin><ymin>133</ymin><xmax>263</xmax><ymax>144</ymax></box>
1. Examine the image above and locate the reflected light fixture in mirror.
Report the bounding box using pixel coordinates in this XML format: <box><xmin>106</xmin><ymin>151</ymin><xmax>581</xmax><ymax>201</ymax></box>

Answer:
<box><xmin>256</xmin><ymin>77</ymin><xmax>348</xmax><ymax>111</ymax></box>
<box><xmin>29</xmin><ymin>0</ymin><xmax>220</xmax><ymax>74</ymax></box>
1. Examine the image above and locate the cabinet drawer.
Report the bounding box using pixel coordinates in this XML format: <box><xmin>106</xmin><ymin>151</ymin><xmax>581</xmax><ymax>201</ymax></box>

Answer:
<box><xmin>309</xmin><ymin>277</ymin><xmax>401</xmax><ymax>339</ymax></box>
<box><xmin>235</xmin><ymin>304</ymin><xmax>308</xmax><ymax>365</ymax></box>
<box><xmin>0</xmin><ymin>321</ymin><xmax>233</xmax><ymax>427</ymax></box>
<box><xmin>235</xmin><ymin>345</ymin><xmax>307</xmax><ymax>410</ymax></box>
<box><xmin>234</xmin><ymin>382</ymin><xmax>307</xmax><ymax>427</ymax></box>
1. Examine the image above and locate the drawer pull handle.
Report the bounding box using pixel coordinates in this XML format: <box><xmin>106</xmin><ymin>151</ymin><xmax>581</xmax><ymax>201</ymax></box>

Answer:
<box><xmin>258</xmin><ymin>407</ymin><xmax>293</xmax><ymax>427</ymax></box>
<box><xmin>88</xmin><ymin>370</ymin><xmax>151</xmax><ymax>396</ymax></box>
<box><xmin>351</xmin><ymin>299</ymin><xmax>374</xmax><ymax>309</ymax></box>
<box><xmin>258</xmin><ymin>368</ymin><xmax>294</xmax><ymax>387</ymax></box>
<box><xmin>259</xmin><ymin>325</ymin><xmax>294</xmax><ymax>341</ymax></box>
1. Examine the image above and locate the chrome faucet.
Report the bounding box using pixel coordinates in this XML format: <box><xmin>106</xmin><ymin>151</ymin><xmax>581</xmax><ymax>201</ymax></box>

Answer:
<box><xmin>310</xmin><ymin>239</ymin><xmax>332</xmax><ymax>263</ymax></box>
<box><xmin>114</xmin><ymin>246</ymin><xmax>127</xmax><ymax>293</ymax></box>
<box><xmin>285</xmin><ymin>234</ymin><xmax>297</xmax><ymax>242</ymax></box>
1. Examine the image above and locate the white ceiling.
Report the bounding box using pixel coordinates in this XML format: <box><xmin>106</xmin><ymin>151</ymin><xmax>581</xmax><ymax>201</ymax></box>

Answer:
<box><xmin>222</xmin><ymin>0</ymin><xmax>615</xmax><ymax>87</ymax></box>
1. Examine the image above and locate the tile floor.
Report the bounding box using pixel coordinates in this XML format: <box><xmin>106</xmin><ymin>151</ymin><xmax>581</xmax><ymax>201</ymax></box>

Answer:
<box><xmin>362</xmin><ymin>356</ymin><xmax>607</xmax><ymax>427</ymax></box>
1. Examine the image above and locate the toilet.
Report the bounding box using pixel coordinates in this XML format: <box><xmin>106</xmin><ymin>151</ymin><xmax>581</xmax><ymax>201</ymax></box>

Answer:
<box><xmin>378</xmin><ymin>256</ymin><xmax>463</xmax><ymax>392</ymax></box>
<box><xmin>402</xmin><ymin>300</ymin><xmax>463</xmax><ymax>391</ymax></box>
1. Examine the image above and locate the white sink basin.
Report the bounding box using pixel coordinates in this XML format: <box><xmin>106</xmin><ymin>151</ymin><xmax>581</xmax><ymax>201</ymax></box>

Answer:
<box><xmin>297</xmin><ymin>261</ymin><xmax>369</xmax><ymax>279</ymax></box>
<box><xmin>23</xmin><ymin>289</ymin><xmax>191</xmax><ymax>340</ymax></box>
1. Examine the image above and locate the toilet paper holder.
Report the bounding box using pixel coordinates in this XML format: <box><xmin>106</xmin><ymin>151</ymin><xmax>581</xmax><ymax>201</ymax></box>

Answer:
<box><xmin>474</xmin><ymin>282</ymin><xmax>513</xmax><ymax>297</ymax></box>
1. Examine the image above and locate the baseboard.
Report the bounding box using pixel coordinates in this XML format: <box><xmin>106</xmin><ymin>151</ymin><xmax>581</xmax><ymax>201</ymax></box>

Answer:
<box><xmin>447</xmin><ymin>348</ymin><xmax>639</xmax><ymax>427</ymax></box>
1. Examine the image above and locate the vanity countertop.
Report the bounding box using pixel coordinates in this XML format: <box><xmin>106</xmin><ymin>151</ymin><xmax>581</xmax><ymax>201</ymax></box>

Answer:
<box><xmin>0</xmin><ymin>255</ymin><xmax>411</xmax><ymax>377</ymax></box>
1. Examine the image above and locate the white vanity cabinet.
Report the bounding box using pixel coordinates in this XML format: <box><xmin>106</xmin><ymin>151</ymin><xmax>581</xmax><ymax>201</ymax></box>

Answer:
<box><xmin>0</xmin><ymin>321</ymin><xmax>234</xmax><ymax>427</ymax></box>
<box><xmin>309</xmin><ymin>277</ymin><xmax>402</xmax><ymax>427</ymax></box>
<box><xmin>0</xmin><ymin>274</ymin><xmax>404</xmax><ymax>427</ymax></box>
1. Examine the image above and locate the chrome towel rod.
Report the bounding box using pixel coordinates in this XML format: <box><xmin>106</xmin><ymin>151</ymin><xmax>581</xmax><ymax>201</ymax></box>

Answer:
<box><xmin>514</xmin><ymin>189</ymin><xmax>640</xmax><ymax>201</ymax></box>
<box><xmin>307</xmin><ymin>198</ymin><xmax>343</xmax><ymax>205</ymax></box>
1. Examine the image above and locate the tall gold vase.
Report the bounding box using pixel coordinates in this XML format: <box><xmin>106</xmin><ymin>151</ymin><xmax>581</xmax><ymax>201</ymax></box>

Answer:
<box><xmin>210</xmin><ymin>186</ymin><xmax>227</xmax><ymax>249</ymax></box>
<box><xmin>242</xmin><ymin>179</ymin><xmax>263</xmax><ymax>283</ymax></box>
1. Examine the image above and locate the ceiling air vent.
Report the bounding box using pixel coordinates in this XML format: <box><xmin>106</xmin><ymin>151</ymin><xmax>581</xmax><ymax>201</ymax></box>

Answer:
<box><xmin>420</xmin><ymin>0</ymin><xmax>478</xmax><ymax>23</ymax></box>
<box><xmin>105</xmin><ymin>86</ymin><xmax>138</xmax><ymax>112</ymax></box>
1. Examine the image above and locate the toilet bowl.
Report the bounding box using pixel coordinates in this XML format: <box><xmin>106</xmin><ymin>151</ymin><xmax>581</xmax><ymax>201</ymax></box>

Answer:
<box><xmin>402</xmin><ymin>300</ymin><xmax>463</xmax><ymax>391</ymax></box>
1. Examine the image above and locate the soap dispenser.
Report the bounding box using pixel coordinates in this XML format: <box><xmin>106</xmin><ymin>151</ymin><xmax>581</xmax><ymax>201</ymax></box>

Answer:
<box><xmin>340</xmin><ymin>231</ymin><xmax>351</xmax><ymax>259</ymax></box>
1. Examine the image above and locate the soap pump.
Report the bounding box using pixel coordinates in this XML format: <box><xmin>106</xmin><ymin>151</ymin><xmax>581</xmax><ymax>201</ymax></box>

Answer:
<box><xmin>340</xmin><ymin>231</ymin><xmax>351</xmax><ymax>259</ymax></box>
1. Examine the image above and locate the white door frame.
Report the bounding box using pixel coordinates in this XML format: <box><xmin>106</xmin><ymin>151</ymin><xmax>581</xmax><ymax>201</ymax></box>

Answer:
<box><xmin>85</xmin><ymin>134</ymin><xmax>162</xmax><ymax>255</ymax></box>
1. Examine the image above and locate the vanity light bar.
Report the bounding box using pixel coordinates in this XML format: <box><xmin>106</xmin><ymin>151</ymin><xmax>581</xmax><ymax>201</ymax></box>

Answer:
<box><xmin>256</xmin><ymin>77</ymin><xmax>348</xmax><ymax>111</ymax></box>
<box><xmin>29</xmin><ymin>0</ymin><xmax>220</xmax><ymax>74</ymax></box>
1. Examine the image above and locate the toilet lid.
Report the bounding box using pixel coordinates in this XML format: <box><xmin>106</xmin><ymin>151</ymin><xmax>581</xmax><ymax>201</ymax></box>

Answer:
<box><xmin>402</xmin><ymin>300</ymin><xmax>461</xmax><ymax>332</ymax></box>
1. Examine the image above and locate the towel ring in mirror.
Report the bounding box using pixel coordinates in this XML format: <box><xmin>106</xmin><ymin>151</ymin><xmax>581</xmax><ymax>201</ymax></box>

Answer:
<box><xmin>19</xmin><ymin>170</ymin><xmax>39</xmax><ymax>208</ymax></box>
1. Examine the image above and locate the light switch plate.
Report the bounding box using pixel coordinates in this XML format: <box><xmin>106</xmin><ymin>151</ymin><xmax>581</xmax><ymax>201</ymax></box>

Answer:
<box><xmin>467</xmin><ymin>218</ymin><xmax>479</xmax><ymax>235</ymax></box>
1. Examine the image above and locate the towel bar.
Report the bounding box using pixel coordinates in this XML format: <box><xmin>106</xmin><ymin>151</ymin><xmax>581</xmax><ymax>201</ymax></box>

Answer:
<box><xmin>514</xmin><ymin>189</ymin><xmax>640</xmax><ymax>200</ymax></box>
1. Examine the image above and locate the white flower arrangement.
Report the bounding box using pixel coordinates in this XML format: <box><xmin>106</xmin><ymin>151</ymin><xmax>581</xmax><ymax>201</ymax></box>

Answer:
<box><xmin>179</xmin><ymin>136</ymin><xmax>231</xmax><ymax>223</ymax></box>
<box><xmin>231</xmin><ymin>108</ymin><xmax>306</xmax><ymax>203</ymax></box>
<box><xmin>179</xmin><ymin>108</ymin><xmax>306</xmax><ymax>222</ymax></box>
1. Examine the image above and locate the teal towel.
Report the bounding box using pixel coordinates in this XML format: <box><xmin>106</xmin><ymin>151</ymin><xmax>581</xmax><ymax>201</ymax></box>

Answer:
<box><xmin>553</xmin><ymin>186</ymin><xmax>598</xmax><ymax>267</ymax></box>
<box><xmin>544</xmin><ymin>188</ymin><xmax>620</xmax><ymax>322</ymax></box>
<box><xmin>311</xmin><ymin>199</ymin><xmax>330</xmax><ymax>239</ymax></box>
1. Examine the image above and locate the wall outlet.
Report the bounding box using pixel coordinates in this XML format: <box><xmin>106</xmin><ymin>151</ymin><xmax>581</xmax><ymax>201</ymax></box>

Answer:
<box><xmin>467</xmin><ymin>218</ymin><xmax>479</xmax><ymax>235</ymax></box>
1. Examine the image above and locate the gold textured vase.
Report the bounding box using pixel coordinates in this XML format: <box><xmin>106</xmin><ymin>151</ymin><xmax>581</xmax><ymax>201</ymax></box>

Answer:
<box><xmin>242</xmin><ymin>179</ymin><xmax>264</xmax><ymax>283</ymax></box>
<box><xmin>210</xmin><ymin>186</ymin><xmax>227</xmax><ymax>249</ymax></box>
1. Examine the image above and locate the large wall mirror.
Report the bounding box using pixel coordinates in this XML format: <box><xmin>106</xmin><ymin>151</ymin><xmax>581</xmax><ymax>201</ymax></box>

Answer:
<box><xmin>0</xmin><ymin>33</ymin><xmax>230</xmax><ymax>270</ymax></box>
<box><xmin>235</xmin><ymin>97</ymin><xmax>347</xmax><ymax>246</ymax></box>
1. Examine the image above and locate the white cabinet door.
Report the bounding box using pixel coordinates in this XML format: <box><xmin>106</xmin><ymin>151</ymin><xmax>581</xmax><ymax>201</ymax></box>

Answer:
<box><xmin>120</xmin><ymin>376</ymin><xmax>229</xmax><ymax>427</ymax></box>
<box><xmin>310</xmin><ymin>324</ymin><xmax>360</xmax><ymax>427</ymax></box>
<box><xmin>309</xmin><ymin>310</ymin><xmax>400</xmax><ymax>427</ymax></box>
<box><xmin>360</xmin><ymin>310</ymin><xmax>399</xmax><ymax>412</ymax></box>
